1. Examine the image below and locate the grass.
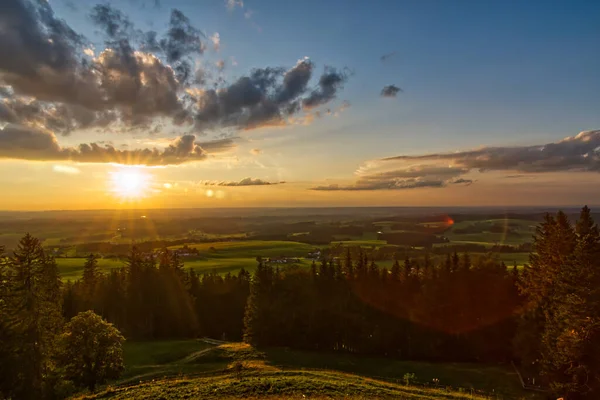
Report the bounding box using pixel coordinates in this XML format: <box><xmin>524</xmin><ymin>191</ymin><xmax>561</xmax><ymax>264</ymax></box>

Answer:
<box><xmin>56</xmin><ymin>241</ymin><xmax>318</xmax><ymax>280</ymax></box>
<box><xmin>168</xmin><ymin>241</ymin><xmax>317</xmax><ymax>258</ymax></box>
<box><xmin>82</xmin><ymin>370</ymin><xmax>495</xmax><ymax>399</ymax></box>
<box><xmin>331</xmin><ymin>240</ymin><xmax>388</xmax><ymax>246</ymax></box>
<box><xmin>123</xmin><ymin>340</ymin><xmax>215</xmax><ymax>367</ymax></box>
<box><xmin>444</xmin><ymin>219</ymin><xmax>536</xmax><ymax>247</ymax></box>
<box><xmin>56</xmin><ymin>258</ymin><xmax>124</xmax><ymax>280</ymax></box>
<box><xmin>77</xmin><ymin>340</ymin><xmax>541</xmax><ymax>400</ymax></box>
<box><xmin>76</xmin><ymin>340</ymin><xmax>536</xmax><ymax>400</ymax></box>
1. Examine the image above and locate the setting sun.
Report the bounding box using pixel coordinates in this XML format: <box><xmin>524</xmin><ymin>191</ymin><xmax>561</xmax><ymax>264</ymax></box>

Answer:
<box><xmin>109</xmin><ymin>168</ymin><xmax>151</xmax><ymax>199</ymax></box>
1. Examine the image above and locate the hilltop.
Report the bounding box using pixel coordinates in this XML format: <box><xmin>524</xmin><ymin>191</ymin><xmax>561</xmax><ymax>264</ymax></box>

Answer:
<box><xmin>72</xmin><ymin>340</ymin><xmax>539</xmax><ymax>399</ymax></box>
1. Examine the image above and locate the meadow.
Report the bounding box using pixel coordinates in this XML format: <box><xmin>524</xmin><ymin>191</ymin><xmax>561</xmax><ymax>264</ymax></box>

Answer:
<box><xmin>444</xmin><ymin>219</ymin><xmax>536</xmax><ymax>247</ymax></box>
<box><xmin>56</xmin><ymin>241</ymin><xmax>318</xmax><ymax>280</ymax></box>
<box><xmin>78</xmin><ymin>339</ymin><xmax>540</xmax><ymax>400</ymax></box>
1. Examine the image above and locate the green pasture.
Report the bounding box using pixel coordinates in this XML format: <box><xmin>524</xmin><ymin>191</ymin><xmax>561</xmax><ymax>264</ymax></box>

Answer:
<box><xmin>57</xmin><ymin>241</ymin><xmax>318</xmax><ymax>280</ymax></box>
<box><xmin>56</xmin><ymin>258</ymin><xmax>125</xmax><ymax>280</ymax></box>
<box><xmin>81</xmin><ymin>339</ymin><xmax>539</xmax><ymax>400</ymax></box>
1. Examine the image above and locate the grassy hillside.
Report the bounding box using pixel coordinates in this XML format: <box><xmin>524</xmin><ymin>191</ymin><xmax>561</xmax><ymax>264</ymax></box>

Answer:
<box><xmin>78</xmin><ymin>370</ymin><xmax>493</xmax><ymax>399</ymax></box>
<box><xmin>72</xmin><ymin>340</ymin><xmax>540</xmax><ymax>399</ymax></box>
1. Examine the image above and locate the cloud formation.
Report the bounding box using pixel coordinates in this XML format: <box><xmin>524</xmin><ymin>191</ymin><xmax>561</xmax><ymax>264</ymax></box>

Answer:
<box><xmin>313</xmin><ymin>130</ymin><xmax>600</xmax><ymax>191</ymax></box>
<box><xmin>381</xmin><ymin>85</ymin><xmax>402</xmax><ymax>98</ymax></box>
<box><xmin>384</xmin><ymin>130</ymin><xmax>600</xmax><ymax>173</ymax></box>
<box><xmin>0</xmin><ymin>0</ymin><xmax>351</xmax><ymax>165</ymax></box>
<box><xmin>194</xmin><ymin>58</ymin><xmax>346</xmax><ymax>131</ymax></box>
<box><xmin>0</xmin><ymin>124</ymin><xmax>236</xmax><ymax>166</ymax></box>
<box><xmin>201</xmin><ymin>177</ymin><xmax>282</xmax><ymax>186</ymax></box>
<box><xmin>303</xmin><ymin>67</ymin><xmax>349</xmax><ymax>109</ymax></box>
<box><xmin>311</xmin><ymin>166</ymin><xmax>468</xmax><ymax>191</ymax></box>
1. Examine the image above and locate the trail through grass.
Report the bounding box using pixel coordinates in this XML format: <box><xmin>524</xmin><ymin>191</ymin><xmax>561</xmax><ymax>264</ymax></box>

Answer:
<box><xmin>94</xmin><ymin>340</ymin><xmax>541</xmax><ymax>400</ymax></box>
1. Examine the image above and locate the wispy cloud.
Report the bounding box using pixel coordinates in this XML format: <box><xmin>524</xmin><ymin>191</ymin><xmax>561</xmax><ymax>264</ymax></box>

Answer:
<box><xmin>226</xmin><ymin>0</ymin><xmax>244</xmax><ymax>11</ymax></box>
<box><xmin>384</xmin><ymin>130</ymin><xmax>600</xmax><ymax>173</ymax></box>
<box><xmin>311</xmin><ymin>166</ymin><xmax>469</xmax><ymax>191</ymax></box>
<box><xmin>380</xmin><ymin>52</ymin><xmax>397</xmax><ymax>62</ymax></box>
<box><xmin>209</xmin><ymin>32</ymin><xmax>221</xmax><ymax>51</ymax></box>
<box><xmin>200</xmin><ymin>177</ymin><xmax>283</xmax><ymax>186</ymax></box>
<box><xmin>53</xmin><ymin>164</ymin><xmax>80</xmax><ymax>174</ymax></box>
<box><xmin>313</xmin><ymin>130</ymin><xmax>600</xmax><ymax>191</ymax></box>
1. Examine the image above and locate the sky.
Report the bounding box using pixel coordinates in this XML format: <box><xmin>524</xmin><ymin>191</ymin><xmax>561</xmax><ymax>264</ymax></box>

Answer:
<box><xmin>0</xmin><ymin>0</ymin><xmax>599</xmax><ymax>210</ymax></box>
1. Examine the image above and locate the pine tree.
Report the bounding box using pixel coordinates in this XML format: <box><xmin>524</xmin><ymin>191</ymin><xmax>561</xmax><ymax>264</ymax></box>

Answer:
<box><xmin>3</xmin><ymin>234</ymin><xmax>63</xmax><ymax>399</ymax></box>
<box><xmin>543</xmin><ymin>207</ymin><xmax>600</xmax><ymax>398</ymax></box>
<box><xmin>243</xmin><ymin>259</ymin><xmax>274</xmax><ymax>346</ymax></box>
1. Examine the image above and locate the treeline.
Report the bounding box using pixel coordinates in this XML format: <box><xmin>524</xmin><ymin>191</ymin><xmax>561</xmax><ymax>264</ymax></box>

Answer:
<box><xmin>515</xmin><ymin>207</ymin><xmax>600</xmax><ymax>398</ymax></box>
<box><xmin>244</xmin><ymin>253</ymin><xmax>520</xmax><ymax>362</ymax></box>
<box><xmin>0</xmin><ymin>235</ymin><xmax>124</xmax><ymax>399</ymax></box>
<box><xmin>62</xmin><ymin>249</ymin><xmax>250</xmax><ymax>340</ymax></box>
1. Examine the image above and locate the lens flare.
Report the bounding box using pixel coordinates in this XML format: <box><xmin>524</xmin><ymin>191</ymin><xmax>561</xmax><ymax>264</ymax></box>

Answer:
<box><xmin>109</xmin><ymin>168</ymin><xmax>152</xmax><ymax>199</ymax></box>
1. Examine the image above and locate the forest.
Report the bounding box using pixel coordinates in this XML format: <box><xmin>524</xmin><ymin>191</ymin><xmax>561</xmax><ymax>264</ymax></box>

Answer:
<box><xmin>0</xmin><ymin>207</ymin><xmax>599</xmax><ymax>399</ymax></box>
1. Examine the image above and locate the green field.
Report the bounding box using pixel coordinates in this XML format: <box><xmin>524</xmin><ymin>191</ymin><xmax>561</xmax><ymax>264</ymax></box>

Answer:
<box><xmin>445</xmin><ymin>219</ymin><xmax>536</xmax><ymax>246</ymax></box>
<box><xmin>56</xmin><ymin>258</ymin><xmax>125</xmax><ymax>280</ymax></box>
<box><xmin>168</xmin><ymin>240</ymin><xmax>317</xmax><ymax>258</ymax></box>
<box><xmin>75</xmin><ymin>340</ymin><xmax>539</xmax><ymax>400</ymax></box>
<box><xmin>331</xmin><ymin>240</ymin><xmax>388</xmax><ymax>246</ymax></box>
<box><xmin>57</xmin><ymin>241</ymin><xmax>318</xmax><ymax>280</ymax></box>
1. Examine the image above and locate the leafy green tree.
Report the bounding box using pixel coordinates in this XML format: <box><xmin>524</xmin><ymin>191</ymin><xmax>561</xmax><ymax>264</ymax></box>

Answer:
<box><xmin>56</xmin><ymin>311</ymin><xmax>125</xmax><ymax>392</ymax></box>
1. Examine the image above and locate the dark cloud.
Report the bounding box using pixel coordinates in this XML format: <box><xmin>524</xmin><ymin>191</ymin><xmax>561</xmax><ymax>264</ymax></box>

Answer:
<box><xmin>90</xmin><ymin>4</ymin><xmax>134</xmax><ymax>39</ymax></box>
<box><xmin>194</xmin><ymin>62</ymin><xmax>344</xmax><ymax>131</ymax></box>
<box><xmin>140</xmin><ymin>9</ymin><xmax>205</xmax><ymax>83</ymax></box>
<box><xmin>380</xmin><ymin>52</ymin><xmax>396</xmax><ymax>62</ymax></box>
<box><xmin>384</xmin><ymin>130</ymin><xmax>600</xmax><ymax>173</ymax></box>
<box><xmin>0</xmin><ymin>0</ymin><xmax>101</xmax><ymax>106</ymax></box>
<box><xmin>0</xmin><ymin>124</ymin><xmax>213</xmax><ymax>166</ymax></box>
<box><xmin>381</xmin><ymin>85</ymin><xmax>402</xmax><ymax>98</ymax></box>
<box><xmin>451</xmin><ymin>178</ymin><xmax>474</xmax><ymax>185</ymax></box>
<box><xmin>0</xmin><ymin>0</ymin><xmax>351</xmax><ymax>164</ymax></box>
<box><xmin>202</xmin><ymin>177</ymin><xmax>282</xmax><ymax>186</ymax></box>
<box><xmin>303</xmin><ymin>67</ymin><xmax>348</xmax><ymax>109</ymax></box>
<box><xmin>0</xmin><ymin>97</ymin><xmax>117</xmax><ymax>135</ymax></box>
<box><xmin>276</xmin><ymin>58</ymin><xmax>313</xmax><ymax>103</ymax></box>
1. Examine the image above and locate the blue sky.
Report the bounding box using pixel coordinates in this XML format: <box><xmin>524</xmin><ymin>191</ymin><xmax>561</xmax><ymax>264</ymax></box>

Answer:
<box><xmin>0</xmin><ymin>0</ymin><xmax>599</xmax><ymax>209</ymax></box>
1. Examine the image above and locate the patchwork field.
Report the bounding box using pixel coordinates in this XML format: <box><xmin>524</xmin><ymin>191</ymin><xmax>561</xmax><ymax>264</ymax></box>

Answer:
<box><xmin>56</xmin><ymin>241</ymin><xmax>318</xmax><ymax>280</ymax></box>
<box><xmin>444</xmin><ymin>219</ymin><xmax>536</xmax><ymax>246</ymax></box>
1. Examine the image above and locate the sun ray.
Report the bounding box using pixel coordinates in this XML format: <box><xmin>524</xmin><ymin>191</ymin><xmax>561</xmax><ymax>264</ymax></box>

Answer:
<box><xmin>109</xmin><ymin>167</ymin><xmax>152</xmax><ymax>200</ymax></box>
